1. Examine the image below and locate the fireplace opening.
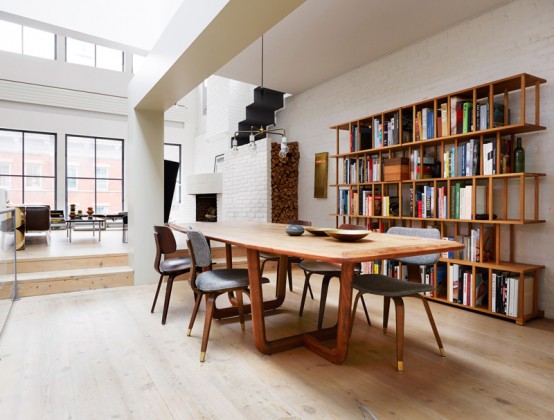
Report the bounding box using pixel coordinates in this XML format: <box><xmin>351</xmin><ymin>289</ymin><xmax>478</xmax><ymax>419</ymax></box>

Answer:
<box><xmin>196</xmin><ymin>194</ymin><xmax>217</xmax><ymax>222</ymax></box>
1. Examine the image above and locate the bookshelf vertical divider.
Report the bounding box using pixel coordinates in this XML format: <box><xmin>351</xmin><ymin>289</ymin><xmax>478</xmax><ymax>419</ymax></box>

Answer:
<box><xmin>330</xmin><ymin>73</ymin><xmax>546</xmax><ymax>325</ymax></box>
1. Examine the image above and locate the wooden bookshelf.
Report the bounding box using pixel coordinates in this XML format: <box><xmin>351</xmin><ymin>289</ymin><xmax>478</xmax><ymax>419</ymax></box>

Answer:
<box><xmin>331</xmin><ymin>73</ymin><xmax>546</xmax><ymax>325</ymax></box>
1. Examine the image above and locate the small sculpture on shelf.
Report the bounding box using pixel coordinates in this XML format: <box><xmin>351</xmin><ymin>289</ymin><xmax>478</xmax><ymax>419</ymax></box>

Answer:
<box><xmin>87</xmin><ymin>206</ymin><xmax>94</xmax><ymax>219</ymax></box>
<box><xmin>77</xmin><ymin>210</ymin><xmax>83</xmax><ymax>219</ymax></box>
<box><xmin>69</xmin><ymin>203</ymin><xmax>76</xmax><ymax>219</ymax></box>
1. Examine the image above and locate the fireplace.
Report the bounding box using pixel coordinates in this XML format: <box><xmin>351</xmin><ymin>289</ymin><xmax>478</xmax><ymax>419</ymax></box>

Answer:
<box><xmin>196</xmin><ymin>194</ymin><xmax>217</xmax><ymax>222</ymax></box>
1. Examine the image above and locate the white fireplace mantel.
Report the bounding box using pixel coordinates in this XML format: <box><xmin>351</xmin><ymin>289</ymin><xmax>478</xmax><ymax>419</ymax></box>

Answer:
<box><xmin>185</xmin><ymin>173</ymin><xmax>222</xmax><ymax>195</ymax></box>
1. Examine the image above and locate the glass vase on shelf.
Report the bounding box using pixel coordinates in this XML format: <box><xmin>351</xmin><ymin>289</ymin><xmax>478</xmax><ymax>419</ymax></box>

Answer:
<box><xmin>514</xmin><ymin>137</ymin><xmax>525</xmax><ymax>172</ymax></box>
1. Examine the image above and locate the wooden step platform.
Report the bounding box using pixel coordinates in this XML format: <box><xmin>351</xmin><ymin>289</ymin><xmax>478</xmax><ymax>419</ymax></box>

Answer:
<box><xmin>3</xmin><ymin>228</ymin><xmax>251</xmax><ymax>299</ymax></box>
<box><xmin>4</xmin><ymin>229</ymin><xmax>134</xmax><ymax>299</ymax></box>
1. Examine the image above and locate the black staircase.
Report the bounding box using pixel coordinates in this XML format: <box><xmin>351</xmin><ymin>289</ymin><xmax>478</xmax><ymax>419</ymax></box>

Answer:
<box><xmin>234</xmin><ymin>86</ymin><xmax>285</xmax><ymax>146</ymax></box>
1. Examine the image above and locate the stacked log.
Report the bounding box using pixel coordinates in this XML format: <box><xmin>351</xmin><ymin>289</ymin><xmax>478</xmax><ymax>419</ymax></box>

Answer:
<box><xmin>271</xmin><ymin>141</ymin><xmax>299</xmax><ymax>223</ymax></box>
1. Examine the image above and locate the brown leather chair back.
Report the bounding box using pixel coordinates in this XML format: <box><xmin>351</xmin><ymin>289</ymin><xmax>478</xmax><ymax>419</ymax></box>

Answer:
<box><xmin>24</xmin><ymin>205</ymin><xmax>51</xmax><ymax>231</ymax></box>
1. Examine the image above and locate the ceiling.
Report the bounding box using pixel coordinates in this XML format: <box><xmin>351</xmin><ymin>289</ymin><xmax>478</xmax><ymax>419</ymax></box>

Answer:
<box><xmin>0</xmin><ymin>0</ymin><xmax>512</xmax><ymax>95</ymax></box>
<box><xmin>216</xmin><ymin>0</ymin><xmax>512</xmax><ymax>94</ymax></box>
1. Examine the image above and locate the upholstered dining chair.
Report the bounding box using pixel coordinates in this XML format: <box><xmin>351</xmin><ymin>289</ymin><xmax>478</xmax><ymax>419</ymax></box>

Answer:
<box><xmin>186</xmin><ymin>227</ymin><xmax>268</xmax><ymax>362</ymax></box>
<box><xmin>152</xmin><ymin>225</ymin><xmax>192</xmax><ymax>325</ymax></box>
<box><xmin>350</xmin><ymin>226</ymin><xmax>444</xmax><ymax>372</ymax></box>
<box><xmin>259</xmin><ymin>219</ymin><xmax>312</xmax><ymax>294</ymax></box>
<box><xmin>297</xmin><ymin>223</ymin><xmax>367</xmax><ymax>329</ymax></box>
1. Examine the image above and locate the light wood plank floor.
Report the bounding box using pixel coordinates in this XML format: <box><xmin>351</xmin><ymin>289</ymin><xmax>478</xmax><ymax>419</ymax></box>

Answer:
<box><xmin>1</xmin><ymin>266</ymin><xmax>553</xmax><ymax>419</ymax></box>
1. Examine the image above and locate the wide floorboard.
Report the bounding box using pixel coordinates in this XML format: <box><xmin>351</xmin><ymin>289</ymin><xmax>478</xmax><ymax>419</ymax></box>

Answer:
<box><xmin>0</xmin><ymin>270</ymin><xmax>553</xmax><ymax>419</ymax></box>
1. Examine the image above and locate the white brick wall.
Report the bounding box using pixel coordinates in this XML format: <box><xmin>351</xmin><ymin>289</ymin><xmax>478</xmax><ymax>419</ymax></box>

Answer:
<box><xmin>177</xmin><ymin>76</ymin><xmax>262</xmax><ymax>223</ymax></box>
<box><xmin>221</xmin><ymin>138</ymin><xmax>270</xmax><ymax>221</ymax></box>
<box><xmin>277</xmin><ymin>0</ymin><xmax>554</xmax><ymax>318</ymax></box>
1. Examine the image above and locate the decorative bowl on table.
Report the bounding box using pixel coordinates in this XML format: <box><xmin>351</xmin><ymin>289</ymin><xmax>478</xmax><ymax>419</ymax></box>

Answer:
<box><xmin>325</xmin><ymin>229</ymin><xmax>371</xmax><ymax>242</ymax></box>
<box><xmin>305</xmin><ymin>226</ymin><xmax>330</xmax><ymax>236</ymax></box>
<box><xmin>285</xmin><ymin>224</ymin><xmax>305</xmax><ymax>236</ymax></box>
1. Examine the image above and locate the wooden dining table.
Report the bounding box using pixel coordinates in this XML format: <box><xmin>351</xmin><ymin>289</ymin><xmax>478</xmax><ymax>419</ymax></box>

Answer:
<box><xmin>170</xmin><ymin>221</ymin><xmax>463</xmax><ymax>364</ymax></box>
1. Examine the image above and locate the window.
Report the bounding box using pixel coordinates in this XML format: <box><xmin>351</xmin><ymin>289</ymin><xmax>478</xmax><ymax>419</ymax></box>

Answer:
<box><xmin>0</xmin><ymin>129</ymin><xmax>56</xmax><ymax>207</ymax></box>
<box><xmin>66</xmin><ymin>135</ymin><xmax>124</xmax><ymax>215</ymax></box>
<box><xmin>24</xmin><ymin>162</ymin><xmax>42</xmax><ymax>189</ymax></box>
<box><xmin>96</xmin><ymin>45</ymin><xmax>122</xmax><ymax>71</ymax></box>
<box><xmin>0</xmin><ymin>162</ymin><xmax>11</xmax><ymax>187</ymax></box>
<box><xmin>66</xmin><ymin>37</ymin><xmax>123</xmax><ymax>71</ymax></box>
<box><xmin>0</xmin><ymin>20</ymin><xmax>22</xmax><ymax>53</ymax></box>
<box><xmin>67</xmin><ymin>165</ymin><xmax>78</xmax><ymax>190</ymax></box>
<box><xmin>132</xmin><ymin>54</ymin><xmax>146</xmax><ymax>74</ymax></box>
<box><xmin>22</xmin><ymin>27</ymin><xmax>55</xmax><ymax>59</ymax></box>
<box><xmin>202</xmin><ymin>79</ymin><xmax>208</xmax><ymax>115</ymax></box>
<box><xmin>0</xmin><ymin>20</ymin><xmax>55</xmax><ymax>59</ymax></box>
<box><xmin>96</xmin><ymin>166</ymin><xmax>109</xmax><ymax>191</ymax></box>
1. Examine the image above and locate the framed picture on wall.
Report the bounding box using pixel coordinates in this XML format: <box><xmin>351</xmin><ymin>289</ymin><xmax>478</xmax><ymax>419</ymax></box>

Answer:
<box><xmin>314</xmin><ymin>152</ymin><xmax>328</xmax><ymax>198</ymax></box>
<box><xmin>214</xmin><ymin>154</ymin><xmax>224</xmax><ymax>173</ymax></box>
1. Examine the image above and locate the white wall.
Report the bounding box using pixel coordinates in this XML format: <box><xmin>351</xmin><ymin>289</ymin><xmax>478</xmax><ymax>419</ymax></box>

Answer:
<box><xmin>176</xmin><ymin>75</ymin><xmax>258</xmax><ymax>223</ymax></box>
<box><xmin>277</xmin><ymin>0</ymin><xmax>554</xmax><ymax>317</ymax></box>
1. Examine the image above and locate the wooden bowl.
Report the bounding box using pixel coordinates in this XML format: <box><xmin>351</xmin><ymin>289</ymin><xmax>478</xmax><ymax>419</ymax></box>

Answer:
<box><xmin>305</xmin><ymin>227</ymin><xmax>330</xmax><ymax>236</ymax></box>
<box><xmin>325</xmin><ymin>229</ymin><xmax>371</xmax><ymax>242</ymax></box>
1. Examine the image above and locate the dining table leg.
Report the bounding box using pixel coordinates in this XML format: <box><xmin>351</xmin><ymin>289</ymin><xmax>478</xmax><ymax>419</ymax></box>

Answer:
<box><xmin>303</xmin><ymin>262</ymin><xmax>354</xmax><ymax>363</ymax></box>
<box><xmin>211</xmin><ymin>246</ymin><xmax>287</xmax><ymax>319</ymax></box>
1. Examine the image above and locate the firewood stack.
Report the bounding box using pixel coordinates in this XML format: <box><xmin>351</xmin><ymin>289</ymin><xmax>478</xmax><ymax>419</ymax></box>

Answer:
<box><xmin>271</xmin><ymin>141</ymin><xmax>299</xmax><ymax>223</ymax></box>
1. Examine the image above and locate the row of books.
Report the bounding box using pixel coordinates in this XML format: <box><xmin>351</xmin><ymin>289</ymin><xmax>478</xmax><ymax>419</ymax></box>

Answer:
<box><xmin>442</xmin><ymin>139</ymin><xmax>480</xmax><ymax>178</ymax></box>
<box><xmin>360</xmin><ymin>259</ymin><xmax>408</xmax><ymax>280</ymax></box>
<box><xmin>408</xmin><ymin>183</ymin><xmax>487</xmax><ymax>220</ymax></box>
<box><xmin>346</xmin><ymin>100</ymin><xmax>510</xmax><ymax>151</ymax></box>
<box><xmin>415</xmin><ymin>108</ymin><xmax>435</xmax><ymax>141</ymax></box>
<box><xmin>491</xmin><ymin>272</ymin><xmax>534</xmax><ymax>317</ymax></box>
<box><xmin>339</xmin><ymin>189</ymin><xmax>400</xmax><ymax>217</ymax></box>
<box><xmin>349</xmin><ymin>125</ymin><xmax>372</xmax><ymax>152</ymax></box>
<box><xmin>374</xmin><ymin>113</ymin><xmax>400</xmax><ymax>149</ymax></box>
<box><xmin>441</xmin><ymin>227</ymin><xmax>495</xmax><ymax>263</ymax></box>
<box><xmin>343</xmin><ymin>137</ymin><xmax>516</xmax><ymax>184</ymax></box>
<box><xmin>448</xmin><ymin>265</ymin><xmax>488</xmax><ymax>307</ymax></box>
<box><xmin>342</xmin><ymin>157</ymin><xmax>382</xmax><ymax>184</ymax></box>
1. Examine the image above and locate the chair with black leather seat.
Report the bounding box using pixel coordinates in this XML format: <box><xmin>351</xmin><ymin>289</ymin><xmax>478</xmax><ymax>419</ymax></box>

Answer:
<box><xmin>186</xmin><ymin>227</ymin><xmax>262</xmax><ymax>362</ymax></box>
<box><xmin>350</xmin><ymin>226</ymin><xmax>444</xmax><ymax>372</ymax></box>
<box><xmin>298</xmin><ymin>223</ymin><xmax>367</xmax><ymax>329</ymax></box>
<box><xmin>259</xmin><ymin>219</ymin><xmax>312</xmax><ymax>294</ymax></box>
<box><xmin>152</xmin><ymin>225</ymin><xmax>192</xmax><ymax>325</ymax></box>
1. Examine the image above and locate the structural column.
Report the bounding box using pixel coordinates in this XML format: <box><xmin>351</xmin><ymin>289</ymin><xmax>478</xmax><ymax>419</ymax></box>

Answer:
<box><xmin>128</xmin><ymin>108</ymin><xmax>164</xmax><ymax>285</ymax></box>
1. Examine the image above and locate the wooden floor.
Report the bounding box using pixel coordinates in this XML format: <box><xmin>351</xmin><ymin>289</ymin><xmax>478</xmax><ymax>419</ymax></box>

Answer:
<box><xmin>0</xmin><ymin>263</ymin><xmax>553</xmax><ymax>419</ymax></box>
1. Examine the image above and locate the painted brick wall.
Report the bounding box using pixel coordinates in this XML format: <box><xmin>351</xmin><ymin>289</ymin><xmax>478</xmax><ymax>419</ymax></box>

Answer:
<box><xmin>221</xmin><ymin>138</ymin><xmax>270</xmax><ymax>221</ymax></box>
<box><xmin>276</xmin><ymin>0</ymin><xmax>554</xmax><ymax>317</ymax></box>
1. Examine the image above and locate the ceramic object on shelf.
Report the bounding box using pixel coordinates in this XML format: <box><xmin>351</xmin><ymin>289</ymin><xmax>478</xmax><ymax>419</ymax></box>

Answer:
<box><xmin>305</xmin><ymin>226</ymin><xmax>330</xmax><ymax>236</ymax></box>
<box><xmin>285</xmin><ymin>224</ymin><xmax>305</xmax><ymax>236</ymax></box>
<box><xmin>325</xmin><ymin>229</ymin><xmax>370</xmax><ymax>242</ymax></box>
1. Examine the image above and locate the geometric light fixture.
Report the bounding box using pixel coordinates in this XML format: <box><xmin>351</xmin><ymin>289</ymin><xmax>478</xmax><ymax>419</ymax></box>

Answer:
<box><xmin>230</xmin><ymin>34</ymin><xmax>288</xmax><ymax>159</ymax></box>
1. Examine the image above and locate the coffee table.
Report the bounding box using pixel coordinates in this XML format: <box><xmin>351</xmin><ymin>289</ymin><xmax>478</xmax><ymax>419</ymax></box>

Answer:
<box><xmin>66</xmin><ymin>217</ymin><xmax>106</xmax><ymax>242</ymax></box>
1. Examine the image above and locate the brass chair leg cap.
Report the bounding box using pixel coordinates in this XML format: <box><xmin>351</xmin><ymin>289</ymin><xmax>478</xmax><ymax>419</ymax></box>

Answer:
<box><xmin>397</xmin><ymin>361</ymin><xmax>404</xmax><ymax>372</ymax></box>
<box><xmin>186</xmin><ymin>329</ymin><xmax>192</xmax><ymax>336</ymax></box>
<box><xmin>440</xmin><ymin>347</ymin><xmax>446</xmax><ymax>357</ymax></box>
<box><xmin>200</xmin><ymin>352</ymin><xmax>206</xmax><ymax>362</ymax></box>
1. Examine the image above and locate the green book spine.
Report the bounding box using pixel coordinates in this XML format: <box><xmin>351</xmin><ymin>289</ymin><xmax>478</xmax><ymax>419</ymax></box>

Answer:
<box><xmin>463</xmin><ymin>102</ymin><xmax>472</xmax><ymax>133</ymax></box>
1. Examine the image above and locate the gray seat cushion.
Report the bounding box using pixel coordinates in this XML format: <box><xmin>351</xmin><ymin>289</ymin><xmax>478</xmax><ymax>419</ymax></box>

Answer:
<box><xmin>196</xmin><ymin>269</ymin><xmax>270</xmax><ymax>292</ymax></box>
<box><xmin>354</xmin><ymin>274</ymin><xmax>435</xmax><ymax>297</ymax></box>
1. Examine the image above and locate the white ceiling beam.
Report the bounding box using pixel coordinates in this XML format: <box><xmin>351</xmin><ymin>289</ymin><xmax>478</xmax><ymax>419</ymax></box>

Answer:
<box><xmin>129</xmin><ymin>0</ymin><xmax>304</xmax><ymax>112</ymax></box>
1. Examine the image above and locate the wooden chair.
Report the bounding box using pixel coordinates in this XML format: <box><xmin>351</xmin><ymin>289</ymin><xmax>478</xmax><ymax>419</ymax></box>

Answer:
<box><xmin>151</xmin><ymin>225</ymin><xmax>192</xmax><ymax>325</ymax></box>
<box><xmin>186</xmin><ymin>227</ymin><xmax>258</xmax><ymax>362</ymax></box>
<box><xmin>259</xmin><ymin>219</ymin><xmax>312</xmax><ymax>294</ymax></box>
<box><xmin>297</xmin><ymin>223</ymin><xmax>366</xmax><ymax>329</ymax></box>
<box><xmin>350</xmin><ymin>226</ymin><xmax>444</xmax><ymax>372</ymax></box>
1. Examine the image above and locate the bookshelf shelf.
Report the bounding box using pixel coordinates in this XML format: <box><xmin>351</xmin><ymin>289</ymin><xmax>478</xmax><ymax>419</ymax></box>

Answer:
<box><xmin>331</xmin><ymin>73</ymin><xmax>546</xmax><ymax>325</ymax></box>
